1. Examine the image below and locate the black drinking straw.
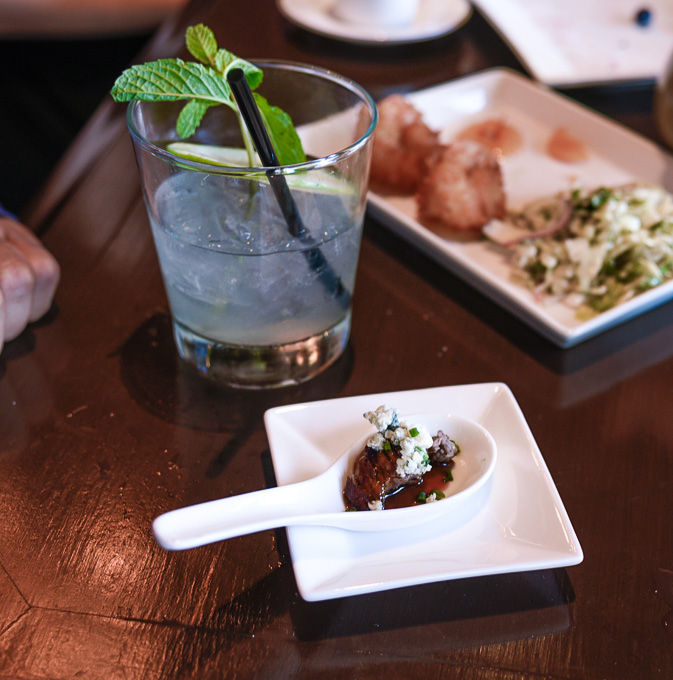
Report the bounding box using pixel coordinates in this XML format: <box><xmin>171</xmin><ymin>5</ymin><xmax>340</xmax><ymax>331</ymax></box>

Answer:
<box><xmin>226</xmin><ymin>68</ymin><xmax>349</xmax><ymax>307</ymax></box>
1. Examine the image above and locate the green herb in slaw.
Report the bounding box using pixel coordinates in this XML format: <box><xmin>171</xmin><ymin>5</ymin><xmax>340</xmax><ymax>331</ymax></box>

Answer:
<box><xmin>485</xmin><ymin>183</ymin><xmax>673</xmax><ymax>319</ymax></box>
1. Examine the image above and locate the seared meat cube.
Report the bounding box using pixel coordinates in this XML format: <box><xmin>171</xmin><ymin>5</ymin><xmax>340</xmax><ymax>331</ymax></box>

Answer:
<box><xmin>427</xmin><ymin>430</ymin><xmax>458</xmax><ymax>464</ymax></box>
<box><xmin>416</xmin><ymin>140</ymin><xmax>505</xmax><ymax>231</ymax></box>
<box><xmin>344</xmin><ymin>444</ymin><xmax>423</xmax><ymax>511</ymax></box>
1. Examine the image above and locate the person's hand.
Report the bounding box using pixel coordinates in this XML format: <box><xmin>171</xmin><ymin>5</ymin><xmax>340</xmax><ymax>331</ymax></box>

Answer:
<box><xmin>0</xmin><ymin>217</ymin><xmax>60</xmax><ymax>353</ymax></box>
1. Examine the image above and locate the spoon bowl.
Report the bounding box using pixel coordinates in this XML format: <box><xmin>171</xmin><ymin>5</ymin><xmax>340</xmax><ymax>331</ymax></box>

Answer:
<box><xmin>152</xmin><ymin>414</ymin><xmax>497</xmax><ymax>550</ymax></box>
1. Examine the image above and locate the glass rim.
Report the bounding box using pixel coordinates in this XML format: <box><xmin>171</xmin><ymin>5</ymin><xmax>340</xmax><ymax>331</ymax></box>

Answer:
<box><xmin>126</xmin><ymin>59</ymin><xmax>378</xmax><ymax>176</ymax></box>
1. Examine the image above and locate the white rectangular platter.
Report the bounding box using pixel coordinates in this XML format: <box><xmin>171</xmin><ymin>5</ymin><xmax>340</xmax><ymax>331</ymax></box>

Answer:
<box><xmin>367</xmin><ymin>68</ymin><xmax>673</xmax><ymax>348</ymax></box>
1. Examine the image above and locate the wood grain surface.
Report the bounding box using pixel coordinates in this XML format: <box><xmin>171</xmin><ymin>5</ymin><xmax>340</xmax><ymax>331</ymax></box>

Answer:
<box><xmin>1</xmin><ymin>0</ymin><xmax>672</xmax><ymax>677</ymax></box>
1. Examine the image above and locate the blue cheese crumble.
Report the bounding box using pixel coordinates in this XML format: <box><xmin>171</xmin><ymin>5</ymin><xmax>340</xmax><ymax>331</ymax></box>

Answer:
<box><xmin>363</xmin><ymin>405</ymin><xmax>433</xmax><ymax>478</ymax></box>
<box><xmin>363</xmin><ymin>404</ymin><xmax>398</xmax><ymax>432</ymax></box>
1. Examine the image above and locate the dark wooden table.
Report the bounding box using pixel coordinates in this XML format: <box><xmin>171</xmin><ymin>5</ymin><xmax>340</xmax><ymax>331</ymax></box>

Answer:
<box><xmin>2</xmin><ymin>1</ymin><xmax>672</xmax><ymax>677</ymax></box>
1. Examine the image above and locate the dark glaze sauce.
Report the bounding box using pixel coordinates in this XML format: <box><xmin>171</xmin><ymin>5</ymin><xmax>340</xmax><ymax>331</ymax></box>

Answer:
<box><xmin>384</xmin><ymin>462</ymin><xmax>455</xmax><ymax>510</ymax></box>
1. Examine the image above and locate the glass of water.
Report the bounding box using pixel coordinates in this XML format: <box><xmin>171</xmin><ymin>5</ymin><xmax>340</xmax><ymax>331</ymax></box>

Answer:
<box><xmin>127</xmin><ymin>61</ymin><xmax>377</xmax><ymax>388</ymax></box>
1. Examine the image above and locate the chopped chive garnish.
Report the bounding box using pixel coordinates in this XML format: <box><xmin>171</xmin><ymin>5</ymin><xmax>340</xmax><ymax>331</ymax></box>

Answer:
<box><xmin>383</xmin><ymin>441</ymin><xmax>391</xmax><ymax>450</ymax></box>
<box><xmin>443</xmin><ymin>469</ymin><xmax>454</xmax><ymax>483</ymax></box>
<box><xmin>409</xmin><ymin>427</ymin><xmax>419</xmax><ymax>437</ymax></box>
<box><xmin>416</xmin><ymin>491</ymin><xmax>427</xmax><ymax>504</ymax></box>
<box><xmin>451</xmin><ymin>439</ymin><xmax>461</xmax><ymax>454</ymax></box>
<box><xmin>432</xmin><ymin>490</ymin><xmax>446</xmax><ymax>500</ymax></box>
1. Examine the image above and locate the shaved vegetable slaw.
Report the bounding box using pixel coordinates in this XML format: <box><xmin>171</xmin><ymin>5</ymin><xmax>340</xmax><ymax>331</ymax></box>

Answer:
<box><xmin>486</xmin><ymin>184</ymin><xmax>673</xmax><ymax>318</ymax></box>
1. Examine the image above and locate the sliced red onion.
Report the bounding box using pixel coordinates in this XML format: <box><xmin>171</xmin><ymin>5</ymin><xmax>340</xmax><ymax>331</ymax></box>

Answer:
<box><xmin>483</xmin><ymin>199</ymin><xmax>573</xmax><ymax>248</ymax></box>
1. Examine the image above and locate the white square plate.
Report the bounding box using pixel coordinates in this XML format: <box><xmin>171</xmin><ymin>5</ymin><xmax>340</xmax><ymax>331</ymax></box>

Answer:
<box><xmin>367</xmin><ymin>68</ymin><xmax>673</xmax><ymax>348</ymax></box>
<box><xmin>264</xmin><ymin>383</ymin><xmax>582</xmax><ymax>602</ymax></box>
<box><xmin>473</xmin><ymin>0</ymin><xmax>673</xmax><ymax>87</ymax></box>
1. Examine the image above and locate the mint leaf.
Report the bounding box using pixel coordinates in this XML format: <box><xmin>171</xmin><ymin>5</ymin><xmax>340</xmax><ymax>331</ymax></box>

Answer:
<box><xmin>220</xmin><ymin>54</ymin><xmax>263</xmax><ymax>90</ymax></box>
<box><xmin>111</xmin><ymin>23</ymin><xmax>304</xmax><ymax>160</ymax></box>
<box><xmin>214</xmin><ymin>48</ymin><xmax>235</xmax><ymax>74</ymax></box>
<box><xmin>185</xmin><ymin>24</ymin><xmax>218</xmax><ymax>67</ymax></box>
<box><xmin>255</xmin><ymin>93</ymin><xmax>306</xmax><ymax>165</ymax></box>
<box><xmin>185</xmin><ymin>24</ymin><xmax>263</xmax><ymax>90</ymax></box>
<box><xmin>177</xmin><ymin>99</ymin><xmax>217</xmax><ymax>138</ymax></box>
<box><xmin>111</xmin><ymin>58</ymin><xmax>232</xmax><ymax>104</ymax></box>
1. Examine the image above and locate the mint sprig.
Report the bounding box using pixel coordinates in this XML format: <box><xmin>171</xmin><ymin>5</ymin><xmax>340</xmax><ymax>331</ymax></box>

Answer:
<box><xmin>111</xmin><ymin>24</ymin><xmax>305</xmax><ymax>165</ymax></box>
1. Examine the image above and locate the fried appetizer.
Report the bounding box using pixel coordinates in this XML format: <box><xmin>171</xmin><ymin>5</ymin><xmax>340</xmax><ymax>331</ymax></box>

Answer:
<box><xmin>416</xmin><ymin>140</ymin><xmax>506</xmax><ymax>231</ymax></box>
<box><xmin>370</xmin><ymin>94</ymin><xmax>439</xmax><ymax>194</ymax></box>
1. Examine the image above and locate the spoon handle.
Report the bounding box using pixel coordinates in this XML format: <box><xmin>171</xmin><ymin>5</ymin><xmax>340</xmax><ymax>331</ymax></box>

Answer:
<box><xmin>152</xmin><ymin>475</ymin><xmax>338</xmax><ymax>550</ymax></box>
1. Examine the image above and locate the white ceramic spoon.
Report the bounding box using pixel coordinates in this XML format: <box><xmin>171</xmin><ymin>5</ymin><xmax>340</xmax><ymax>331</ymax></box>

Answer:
<box><xmin>152</xmin><ymin>415</ymin><xmax>497</xmax><ymax>550</ymax></box>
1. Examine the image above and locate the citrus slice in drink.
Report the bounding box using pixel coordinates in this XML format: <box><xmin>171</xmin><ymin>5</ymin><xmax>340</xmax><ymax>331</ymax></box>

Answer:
<box><xmin>167</xmin><ymin>142</ymin><xmax>354</xmax><ymax>194</ymax></box>
<box><xmin>167</xmin><ymin>143</ymin><xmax>259</xmax><ymax>167</ymax></box>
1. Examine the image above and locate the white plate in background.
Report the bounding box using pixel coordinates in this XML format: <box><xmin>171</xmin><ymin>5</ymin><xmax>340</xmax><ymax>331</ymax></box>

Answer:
<box><xmin>367</xmin><ymin>68</ymin><xmax>673</xmax><ymax>347</ymax></box>
<box><xmin>265</xmin><ymin>383</ymin><xmax>582</xmax><ymax>602</ymax></box>
<box><xmin>473</xmin><ymin>0</ymin><xmax>673</xmax><ymax>87</ymax></box>
<box><xmin>276</xmin><ymin>0</ymin><xmax>472</xmax><ymax>45</ymax></box>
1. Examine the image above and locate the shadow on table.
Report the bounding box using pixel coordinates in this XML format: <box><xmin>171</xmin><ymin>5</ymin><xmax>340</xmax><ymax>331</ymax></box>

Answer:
<box><xmin>206</xmin><ymin>550</ymin><xmax>573</xmax><ymax>650</ymax></box>
<box><xmin>524</xmin><ymin>301</ymin><xmax>673</xmax><ymax>406</ymax></box>
<box><xmin>287</xmin><ymin>567</ymin><xmax>574</xmax><ymax>646</ymax></box>
<box><xmin>117</xmin><ymin>312</ymin><xmax>355</xmax><ymax>435</ymax></box>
